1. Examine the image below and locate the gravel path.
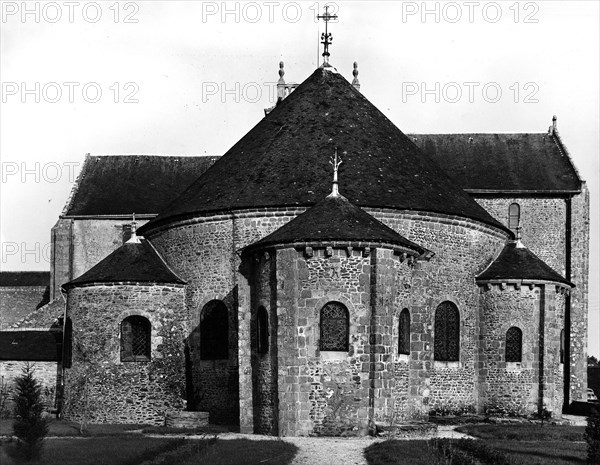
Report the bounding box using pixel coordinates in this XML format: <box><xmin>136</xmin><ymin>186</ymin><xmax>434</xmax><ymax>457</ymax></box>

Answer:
<box><xmin>215</xmin><ymin>426</ymin><xmax>474</xmax><ymax>465</ymax></box>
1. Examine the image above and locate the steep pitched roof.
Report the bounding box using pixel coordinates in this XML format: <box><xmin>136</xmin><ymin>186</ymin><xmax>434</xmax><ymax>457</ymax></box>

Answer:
<box><xmin>477</xmin><ymin>241</ymin><xmax>573</xmax><ymax>286</ymax></box>
<box><xmin>0</xmin><ymin>330</ymin><xmax>62</xmax><ymax>361</ymax></box>
<box><xmin>64</xmin><ymin>155</ymin><xmax>219</xmax><ymax>217</ymax></box>
<box><xmin>412</xmin><ymin>133</ymin><xmax>582</xmax><ymax>193</ymax></box>
<box><xmin>62</xmin><ymin>237</ymin><xmax>185</xmax><ymax>289</ymax></box>
<box><xmin>245</xmin><ymin>193</ymin><xmax>429</xmax><ymax>255</ymax></box>
<box><xmin>0</xmin><ymin>272</ymin><xmax>50</xmax><ymax>287</ymax></box>
<box><xmin>142</xmin><ymin>68</ymin><xmax>506</xmax><ymax>233</ymax></box>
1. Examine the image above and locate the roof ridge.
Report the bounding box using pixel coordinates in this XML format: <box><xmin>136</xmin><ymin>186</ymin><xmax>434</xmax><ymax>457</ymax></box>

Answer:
<box><xmin>551</xmin><ymin>132</ymin><xmax>584</xmax><ymax>184</ymax></box>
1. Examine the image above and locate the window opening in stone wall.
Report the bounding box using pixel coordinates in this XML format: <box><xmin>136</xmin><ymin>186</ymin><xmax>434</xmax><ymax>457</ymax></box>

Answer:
<box><xmin>200</xmin><ymin>300</ymin><xmax>229</xmax><ymax>360</ymax></box>
<box><xmin>508</xmin><ymin>203</ymin><xmax>520</xmax><ymax>233</ymax></box>
<box><xmin>320</xmin><ymin>301</ymin><xmax>349</xmax><ymax>351</ymax></box>
<box><xmin>560</xmin><ymin>329</ymin><xmax>565</xmax><ymax>364</ymax></box>
<box><xmin>505</xmin><ymin>326</ymin><xmax>523</xmax><ymax>362</ymax></box>
<box><xmin>398</xmin><ymin>308</ymin><xmax>410</xmax><ymax>355</ymax></box>
<box><xmin>121</xmin><ymin>315</ymin><xmax>151</xmax><ymax>362</ymax></box>
<box><xmin>434</xmin><ymin>301</ymin><xmax>460</xmax><ymax>361</ymax></box>
<box><xmin>257</xmin><ymin>306</ymin><xmax>269</xmax><ymax>354</ymax></box>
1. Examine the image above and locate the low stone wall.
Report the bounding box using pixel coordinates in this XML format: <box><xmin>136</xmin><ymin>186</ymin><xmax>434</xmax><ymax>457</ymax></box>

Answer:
<box><xmin>165</xmin><ymin>411</ymin><xmax>209</xmax><ymax>428</ymax></box>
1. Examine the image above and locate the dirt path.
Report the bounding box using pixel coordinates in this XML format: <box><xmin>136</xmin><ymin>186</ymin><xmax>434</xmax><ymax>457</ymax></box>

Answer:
<box><xmin>215</xmin><ymin>426</ymin><xmax>474</xmax><ymax>465</ymax></box>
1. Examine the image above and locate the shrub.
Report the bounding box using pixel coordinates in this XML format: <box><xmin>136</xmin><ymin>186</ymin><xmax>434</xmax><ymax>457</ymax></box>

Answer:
<box><xmin>585</xmin><ymin>407</ymin><xmax>600</xmax><ymax>464</ymax></box>
<box><xmin>12</xmin><ymin>364</ymin><xmax>49</xmax><ymax>461</ymax></box>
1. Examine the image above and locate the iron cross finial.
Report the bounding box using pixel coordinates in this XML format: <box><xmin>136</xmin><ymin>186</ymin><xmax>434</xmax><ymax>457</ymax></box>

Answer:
<box><xmin>317</xmin><ymin>5</ymin><xmax>338</xmax><ymax>65</ymax></box>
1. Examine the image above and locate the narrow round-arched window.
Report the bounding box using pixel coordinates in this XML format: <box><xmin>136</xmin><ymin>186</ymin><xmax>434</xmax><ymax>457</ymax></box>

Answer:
<box><xmin>398</xmin><ymin>308</ymin><xmax>410</xmax><ymax>355</ymax></box>
<box><xmin>257</xmin><ymin>306</ymin><xmax>269</xmax><ymax>354</ymax></box>
<box><xmin>434</xmin><ymin>301</ymin><xmax>460</xmax><ymax>361</ymax></box>
<box><xmin>505</xmin><ymin>326</ymin><xmax>523</xmax><ymax>363</ymax></box>
<box><xmin>508</xmin><ymin>203</ymin><xmax>520</xmax><ymax>232</ymax></box>
<box><xmin>320</xmin><ymin>302</ymin><xmax>349</xmax><ymax>351</ymax></box>
<box><xmin>121</xmin><ymin>315</ymin><xmax>151</xmax><ymax>362</ymax></box>
<box><xmin>200</xmin><ymin>300</ymin><xmax>229</xmax><ymax>360</ymax></box>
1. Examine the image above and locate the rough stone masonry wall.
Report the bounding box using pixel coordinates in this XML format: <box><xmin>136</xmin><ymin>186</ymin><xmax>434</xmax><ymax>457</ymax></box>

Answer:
<box><xmin>371</xmin><ymin>210</ymin><xmax>508</xmax><ymax>416</ymax></box>
<box><xmin>250</xmin><ymin>251</ymin><xmax>278</xmax><ymax>435</ymax></box>
<box><xmin>478</xmin><ymin>286</ymin><xmax>541</xmax><ymax>416</ymax></box>
<box><xmin>148</xmin><ymin>209</ymin><xmax>303</xmax><ymax>430</ymax></box>
<box><xmin>569</xmin><ymin>187</ymin><xmax>589</xmax><ymax>402</ymax></box>
<box><xmin>0</xmin><ymin>361</ymin><xmax>59</xmax><ymax>415</ymax></box>
<box><xmin>64</xmin><ymin>284</ymin><xmax>186</xmax><ymax>425</ymax></box>
<box><xmin>149</xmin><ymin>208</ymin><xmax>508</xmax><ymax>433</ymax></box>
<box><xmin>391</xmin><ymin>259</ymin><xmax>419</xmax><ymax>421</ymax></box>
<box><xmin>473</xmin><ymin>198</ymin><xmax>566</xmax><ymax>274</ymax></box>
<box><xmin>0</xmin><ymin>286</ymin><xmax>50</xmax><ymax>329</ymax></box>
<box><xmin>275</xmin><ymin>246</ymin><xmax>372</xmax><ymax>437</ymax></box>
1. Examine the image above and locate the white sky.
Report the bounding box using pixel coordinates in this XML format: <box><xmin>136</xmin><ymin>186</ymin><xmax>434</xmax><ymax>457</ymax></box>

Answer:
<box><xmin>1</xmin><ymin>1</ymin><xmax>598</xmax><ymax>356</ymax></box>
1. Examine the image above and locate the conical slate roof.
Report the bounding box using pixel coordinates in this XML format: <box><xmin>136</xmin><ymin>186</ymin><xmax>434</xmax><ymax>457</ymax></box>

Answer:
<box><xmin>477</xmin><ymin>241</ymin><xmax>573</xmax><ymax>286</ymax></box>
<box><xmin>244</xmin><ymin>193</ymin><xmax>429</xmax><ymax>255</ymax></box>
<box><xmin>62</xmin><ymin>237</ymin><xmax>185</xmax><ymax>289</ymax></box>
<box><xmin>141</xmin><ymin>68</ymin><xmax>506</xmax><ymax>233</ymax></box>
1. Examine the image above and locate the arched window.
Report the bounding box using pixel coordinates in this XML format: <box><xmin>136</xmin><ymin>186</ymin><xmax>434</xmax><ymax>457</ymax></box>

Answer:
<box><xmin>320</xmin><ymin>301</ymin><xmax>349</xmax><ymax>351</ymax></box>
<box><xmin>121</xmin><ymin>316</ymin><xmax>151</xmax><ymax>362</ymax></box>
<box><xmin>560</xmin><ymin>329</ymin><xmax>565</xmax><ymax>364</ymax></box>
<box><xmin>257</xmin><ymin>306</ymin><xmax>269</xmax><ymax>354</ymax></box>
<box><xmin>505</xmin><ymin>326</ymin><xmax>523</xmax><ymax>362</ymax></box>
<box><xmin>508</xmin><ymin>203</ymin><xmax>520</xmax><ymax>232</ymax></box>
<box><xmin>434</xmin><ymin>301</ymin><xmax>460</xmax><ymax>361</ymax></box>
<box><xmin>398</xmin><ymin>308</ymin><xmax>410</xmax><ymax>355</ymax></box>
<box><xmin>200</xmin><ymin>300</ymin><xmax>229</xmax><ymax>360</ymax></box>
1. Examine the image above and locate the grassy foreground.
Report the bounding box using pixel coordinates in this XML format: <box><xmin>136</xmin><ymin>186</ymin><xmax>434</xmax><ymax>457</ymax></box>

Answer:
<box><xmin>366</xmin><ymin>424</ymin><xmax>586</xmax><ymax>465</ymax></box>
<box><xmin>0</xmin><ymin>436</ymin><xmax>298</xmax><ymax>465</ymax></box>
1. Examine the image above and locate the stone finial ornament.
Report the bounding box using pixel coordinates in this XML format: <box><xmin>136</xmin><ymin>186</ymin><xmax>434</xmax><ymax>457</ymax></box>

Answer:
<box><xmin>329</xmin><ymin>148</ymin><xmax>343</xmax><ymax>197</ymax></box>
<box><xmin>127</xmin><ymin>212</ymin><xmax>141</xmax><ymax>243</ymax></box>
<box><xmin>352</xmin><ymin>62</ymin><xmax>360</xmax><ymax>91</ymax></box>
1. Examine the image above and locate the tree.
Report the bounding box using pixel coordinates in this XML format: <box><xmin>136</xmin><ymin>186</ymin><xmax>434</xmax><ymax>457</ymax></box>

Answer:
<box><xmin>12</xmin><ymin>363</ymin><xmax>49</xmax><ymax>461</ymax></box>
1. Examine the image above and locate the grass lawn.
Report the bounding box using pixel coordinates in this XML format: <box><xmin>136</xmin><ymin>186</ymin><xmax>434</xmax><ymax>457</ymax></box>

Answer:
<box><xmin>0</xmin><ymin>419</ymin><xmax>148</xmax><ymax>437</ymax></box>
<box><xmin>0</xmin><ymin>436</ymin><xmax>298</xmax><ymax>465</ymax></box>
<box><xmin>364</xmin><ymin>440</ymin><xmax>444</xmax><ymax>465</ymax></box>
<box><xmin>0</xmin><ymin>436</ymin><xmax>183</xmax><ymax>465</ymax></box>
<box><xmin>456</xmin><ymin>423</ymin><xmax>585</xmax><ymax>441</ymax></box>
<box><xmin>456</xmin><ymin>424</ymin><xmax>586</xmax><ymax>465</ymax></box>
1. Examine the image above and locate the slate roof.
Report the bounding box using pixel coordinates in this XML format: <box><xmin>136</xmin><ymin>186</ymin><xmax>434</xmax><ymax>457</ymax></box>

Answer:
<box><xmin>0</xmin><ymin>330</ymin><xmax>62</xmax><ymax>361</ymax></box>
<box><xmin>62</xmin><ymin>237</ymin><xmax>185</xmax><ymax>289</ymax></box>
<box><xmin>412</xmin><ymin>133</ymin><xmax>582</xmax><ymax>193</ymax></box>
<box><xmin>0</xmin><ymin>272</ymin><xmax>50</xmax><ymax>287</ymax></box>
<box><xmin>477</xmin><ymin>241</ymin><xmax>573</xmax><ymax>286</ymax></box>
<box><xmin>141</xmin><ymin>68</ymin><xmax>506</xmax><ymax>234</ymax></box>
<box><xmin>64</xmin><ymin>155</ymin><xmax>219</xmax><ymax>216</ymax></box>
<box><xmin>245</xmin><ymin>193</ymin><xmax>429</xmax><ymax>256</ymax></box>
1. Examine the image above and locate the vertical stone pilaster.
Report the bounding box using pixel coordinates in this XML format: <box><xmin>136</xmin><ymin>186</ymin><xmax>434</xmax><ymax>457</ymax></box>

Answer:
<box><xmin>237</xmin><ymin>268</ymin><xmax>253</xmax><ymax>433</ymax></box>
<box><xmin>276</xmin><ymin>248</ymin><xmax>300</xmax><ymax>436</ymax></box>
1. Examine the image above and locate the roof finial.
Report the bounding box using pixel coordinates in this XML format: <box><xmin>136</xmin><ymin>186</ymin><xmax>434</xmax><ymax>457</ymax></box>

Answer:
<box><xmin>552</xmin><ymin>115</ymin><xmax>557</xmax><ymax>134</ymax></box>
<box><xmin>277</xmin><ymin>61</ymin><xmax>286</xmax><ymax>101</ymax></box>
<box><xmin>127</xmin><ymin>212</ymin><xmax>141</xmax><ymax>243</ymax></box>
<box><xmin>329</xmin><ymin>147</ymin><xmax>343</xmax><ymax>197</ymax></box>
<box><xmin>317</xmin><ymin>5</ymin><xmax>338</xmax><ymax>67</ymax></box>
<box><xmin>352</xmin><ymin>62</ymin><xmax>360</xmax><ymax>91</ymax></box>
<box><xmin>514</xmin><ymin>226</ymin><xmax>524</xmax><ymax>247</ymax></box>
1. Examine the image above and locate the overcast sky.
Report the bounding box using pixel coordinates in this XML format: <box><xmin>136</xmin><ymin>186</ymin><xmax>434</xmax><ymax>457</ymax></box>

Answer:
<box><xmin>1</xmin><ymin>1</ymin><xmax>598</xmax><ymax>356</ymax></box>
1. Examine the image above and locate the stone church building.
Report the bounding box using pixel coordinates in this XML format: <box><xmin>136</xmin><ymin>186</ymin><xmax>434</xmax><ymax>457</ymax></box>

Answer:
<box><xmin>1</xmin><ymin>57</ymin><xmax>589</xmax><ymax>436</ymax></box>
